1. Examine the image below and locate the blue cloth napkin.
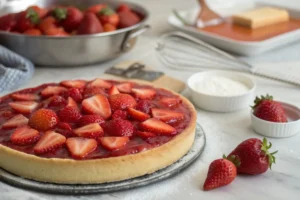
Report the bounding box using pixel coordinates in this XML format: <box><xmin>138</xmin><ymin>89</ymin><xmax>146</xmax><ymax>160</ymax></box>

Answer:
<box><xmin>0</xmin><ymin>45</ymin><xmax>34</xmax><ymax>93</ymax></box>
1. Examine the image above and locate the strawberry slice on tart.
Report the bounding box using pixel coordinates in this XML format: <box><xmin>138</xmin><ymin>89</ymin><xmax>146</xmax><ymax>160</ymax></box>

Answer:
<box><xmin>9</xmin><ymin>101</ymin><xmax>38</xmax><ymax>114</ymax></box>
<box><xmin>139</xmin><ymin>118</ymin><xmax>176</xmax><ymax>135</ymax></box>
<box><xmin>2</xmin><ymin>114</ymin><xmax>29</xmax><ymax>129</ymax></box>
<box><xmin>151</xmin><ymin>108</ymin><xmax>185</xmax><ymax>123</ymax></box>
<box><xmin>99</xmin><ymin>136</ymin><xmax>129</xmax><ymax>151</ymax></box>
<box><xmin>66</xmin><ymin>137</ymin><xmax>97</xmax><ymax>159</ymax></box>
<box><xmin>10</xmin><ymin>126</ymin><xmax>40</xmax><ymax>145</ymax></box>
<box><xmin>73</xmin><ymin>123</ymin><xmax>104</xmax><ymax>138</ymax></box>
<box><xmin>82</xmin><ymin>94</ymin><xmax>111</xmax><ymax>119</ymax></box>
<box><xmin>33</xmin><ymin>131</ymin><xmax>66</xmax><ymax>154</ymax></box>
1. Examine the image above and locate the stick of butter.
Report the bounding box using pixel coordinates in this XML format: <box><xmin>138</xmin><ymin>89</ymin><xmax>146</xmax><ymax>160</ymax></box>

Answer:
<box><xmin>232</xmin><ymin>7</ymin><xmax>289</xmax><ymax>29</ymax></box>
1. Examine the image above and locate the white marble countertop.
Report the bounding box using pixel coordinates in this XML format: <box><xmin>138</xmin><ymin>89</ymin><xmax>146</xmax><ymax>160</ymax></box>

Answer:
<box><xmin>1</xmin><ymin>0</ymin><xmax>300</xmax><ymax>199</ymax></box>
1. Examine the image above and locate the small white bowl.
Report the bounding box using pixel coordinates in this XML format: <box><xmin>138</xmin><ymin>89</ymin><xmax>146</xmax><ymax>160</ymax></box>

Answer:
<box><xmin>187</xmin><ymin>70</ymin><xmax>256</xmax><ymax>112</ymax></box>
<box><xmin>251</xmin><ymin>102</ymin><xmax>300</xmax><ymax>138</ymax></box>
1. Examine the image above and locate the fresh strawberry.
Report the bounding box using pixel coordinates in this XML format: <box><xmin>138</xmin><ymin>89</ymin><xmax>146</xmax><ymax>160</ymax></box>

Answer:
<box><xmin>16</xmin><ymin>10</ymin><xmax>40</xmax><ymax>32</ymax></box>
<box><xmin>151</xmin><ymin>108</ymin><xmax>184</xmax><ymax>123</ymax></box>
<box><xmin>203</xmin><ymin>158</ymin><xmax>237</xmax><ymax>191</ymax></box>
<box><xmin>66</xmin><ymin>96</ymin><xmax>78</xmax><ymax>108</ymax></box>
<box><xmin>252</xmin><ymin>94</ymin><xmax>287</xmax><ymax>123</ymax></box>
<box><xmin>73</xmin><ymin>123</ymin><xmax>104</xmax><ymax>138</ymax></box>
<box><xmin>98</xmin><ymin>7</ymin><xmax>120</xmax><ymax>27</ymax></box>
<box><xmin>47</xmin><ymin>95</ymin><xmax>67</xmax><ymax>108</ymax></box>
<box><xmin>9</xmin><ymin>101</ymin><xmax>38</xmax><ymax>114</ymax></box>
<box><xmin>78</xmin><ymin>115</ymin><xmax>105</xmax><ymax>126</ymax></box>
<box><xmin>0</xmin><ymin>110</ymin><xmax>13</xmax><ymax>118</ymax></box>
<box><xmin>116</xmin><ymin>82</ymin><xmax>132</xmax><ymax>93</ymax></box>
<box><xmin>227</xmin><ymin>138</ymin><xmax>278</xmax><ymax>175</ymax></box>
<box><xmin>99</xmin><ymin>136</ymin><xmax>129</xmax><ymax>150</ymax></box>
<box><xmin>66</xmin><ymin>137</ymin><xmax>97</xmax><ymax>159</ymax></box>
<box><xmin>60</xmin><ymin>80</ymin><xmax>86</xmax><ymax>89</ymax></box>
<box><xmin>136</xmin><ymin>100</ymin><xmax>152</xmax><ymax>114</ymax></box>
<box><xmin>26</xmin><ymin>5</ymin><xmax>48</xmax><ymax>18</ymax></box>
<box><xmin>118</xmin><ymin>11</ymin><xmax>140</xmax><ymax>28</ymax></box>
<box><xmin>86</xmin><ymin>4</ymin><xmax>106</xmax><ymax>14</ymax></box>
<box><xmin>103</xmin><ymin>23</ymin><xmax>116</xmax><ymax>32</ymax></box>
<box><xmin>77</xmin><ymin>12</ymin><xmax>103</xmax><ymax>34</ymax></box>
<box><xmin>127</xmin><ymin>108</ymin><xmax>150</xmax><ymax>121</ymax></box>
<box><xmin>38</xmin><ymin>16</ymin><xmax>57</xmax><ymax>34</ymax></box>
<box><xmin>23</xmin><ymin>28</ymin><xmax>42</xmax><ymax>36</ymax></box>
<box><xmin>108</xmin><ymin>85</ymin><xmax>119</xmax><ymax>95</ymax></box>
<box><xmin>136</xmin><ymin>131</ymin><xmax>156</xmax><ymax>138</ymax></box>
<box><xmin>83</xmin><ymin>87</ymin><xmax>106</xmax><ymax>99</ymax></box>
<box><xmin>67</xmin><ymin>88</ymin><xmax>83</xmax><ymax>102</ymax></box>
<box><xmin>87</xmin><ymin>78</ymin><xmax>112</xmax><ymax>89</ymax></box>
<box><xmin>44</xmin><ymin>27</ymin><xmax>69</xmax><ymax>36</ymax></box>
<box><xmin>111</xmin><ymin>110</ymin><xmax>128</xmax><ymax>120</ymax></box>
<box><xmin>0</xmin><ymin>14</ymin><xmax>17</xmax><ymax>31</ymax></box>
<box><xmin>53</xmin><ymin>7</ymin><xmax>83</xmax><ymax>32</ymax></box>
<box><xmin>103</xmin><ymin>119</ymin><xmax>134</xmax><ymax>137</ymax></box>
<box><xmin>11</xmin><ymin>93</ymin><xmax>40</xmax><ymax>101</ymax></box>
<box><xmin>58</xmin><ymin>106</ymin><xmax>82</xmax><ymax>123</ymax></box>
<box><xmin>29</xmin><ymin>108</ymin><xmax>59</xmax><ymax>131</ymax></box>
<box><xmin>82</xmin><ymin>94</ymin><xmax>111</xmax><ymax>119</ymax></box>
<box><xmin>56</xmin><ymin>122</ymin><xmax>73</xmax><ymax>137</ymax></box>
<box><xmin>41</xmin><ymin>86</ymin><xmax>67</xmax><ymax>98</ymax></box>
<box><xmin>131</xmin><ymin>88</ymin><xmax>156</xmax><ymax>100</ymax></box>
<box><xmin>10</xmin><ymin>126</ymin><xmax>40</xmax><ymax>145</ymax></box>
<box><xmin>108</xmin><ymin>93</ymin><xmax>137</xmax><ymax>111</ymax></box>
<box><xmin>159</xmin><ymin>97</ymin><xmax>181</xmax><ymax>108</ymax></box>
<box><xmin>33</xmin><ymin>131</ymin><xmax>66</xmax><ymax>154</ymax></box>
<box><xmin>117</xmin><ymin>4</ymin><xmax>131</xmax><ymax>13</ymax></box>
<box><xmin>139</xmin><ymin>118</ymin><xmax>176</xmax><ymax>135</ymax></box>
<box><xmin>2</xmin><ymin>114</ymin><xmax>29</xmax><ymax>129</ymax></box>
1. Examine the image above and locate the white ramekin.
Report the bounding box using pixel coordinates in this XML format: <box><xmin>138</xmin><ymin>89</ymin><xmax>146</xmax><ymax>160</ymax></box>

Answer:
<box><xmin>187</xmin><ymin>70</ymin><xmax>256</xmax><ymax>112</ymax></box>
<box><xmin>251</xmin><ymin>102</ymin><xmax>300</xmax><ymax>138</ymax></box>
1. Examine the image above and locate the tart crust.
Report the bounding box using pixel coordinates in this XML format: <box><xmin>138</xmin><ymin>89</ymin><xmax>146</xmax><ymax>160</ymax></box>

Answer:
<box><xmin>0</xmin><ymin>88</ymin><xmax>197</xmax><ymax>184</ymax></box>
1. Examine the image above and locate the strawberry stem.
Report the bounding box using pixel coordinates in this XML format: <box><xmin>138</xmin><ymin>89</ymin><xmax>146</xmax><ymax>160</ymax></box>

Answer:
<box><xmin>26</xmin><ymin>8</ymin><xmax>40</xmax><ymax>24</ymax></box>
<box><xmin>261</xmin><ymin>138</ymin><xmax>278</xmax><ymax>169</ymax></box>
<box><xmin>251</xmin><ymin>94</ymin><xmax>273</xmax><ymax>109</ymax></box>
<box><xmin>53</xmin><ymin>8</ymin><xmax>67</xmax><ymax>20</ymax></box>
<box><xmin>223</xmin><ymin>154</ymin><xmax>241</xmax><ymax>167</ymax></box>
<box><xmin>99</xmin><ymin>7</ymin><xmax>115</xmax><ymax>16</ymax></box>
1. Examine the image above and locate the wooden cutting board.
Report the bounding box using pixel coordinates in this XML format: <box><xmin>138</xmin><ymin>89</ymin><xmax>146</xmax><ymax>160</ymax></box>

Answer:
<box><xmin>101</xmin><ymin>61</ymin><xmax>186</xmax><ymax>93</ymax></box>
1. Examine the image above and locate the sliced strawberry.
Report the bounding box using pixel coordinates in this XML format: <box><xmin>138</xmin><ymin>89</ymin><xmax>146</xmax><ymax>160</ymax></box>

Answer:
<box><xmin>10</xmin><ymin>126</ymin><xmax>40</xmax><ymax>145</ymax></box>
<box><xmin>2</xmin><ymin>114</ymin><xmax>28</xmax><ymax>129</ymax></box>
<box><xmin>160</xmin><ymin>97</ymin><xmax>182</xmax><ymax>107</ymax></box>
<box><xmin>116</xmin><ymin>82</ymin><xmax>132</xmax><ymax>93</ymax></box>
<box><xmin>41</xmin><ymin>86</ymin><xmax>68</xmax><ymax>98</ymax></box>
<box><xmin>67</xmin><ymin>97</ymin><xmax>78</xmax><ymax>108</ymax></box>
<box><xmin>127</xmin><ymin>108</ymin><xmax>150</xmax><ymax>121</ymax></box>
<box><xmin>33</xmin><ymin>131</ymin><xmax>66</xmax><ymax>154</ymax></box>
<box><xmin>29</xmin><ymin>108</ymin><xmax>59</xmax><ymax>131</ymax></box>
<box><xmin>136</xmin><ymin>131</ymin><xmax>156</xmax><ymax>138</ymax></box>
<box><xmin>82</xmin><ymin>94</ymin><xmax>111</xmax><ymax>119</ymax></box>
<box><xmin>47</xmin><ymin>95</ymin><xmax>67</xmax><ymax>108</ymax></box>
<box><xmin>67</xmin><ymin>88</ymin><xmax>83</xmax><ymax>102</ymax></box>
<box><xmin>151</xmin><ymin>108</ymin><xmax>185</xmax><ymax>123</ymax></box>
<box><xmin>132</xmin><ymin>88</ymin><xmax>156</xmax><ymax>100</ymax></box>
<box><xmin>58</xmin><ymin>106</ymin><xmax>82</xmax><ymax>123</ymax></box>
<box><xmin>66</xmin><ymin>137</ymin><xmax>97</xmax><ymax>159</ymax></box>
<box><xmin>60</xmin><ymin>80</ymin><xmax>86</xmax><ymax>89</ymax></box>
<box><xmin>87</xmin><ymin>78</ymin><xmax>112</xmax><ymax>89</ymax></box>
<box><xmin>11</xmin><ymin>93</ymin><xmax>40</xmax><ymax>101</ymax></box>
<box><xmin>139</xmin><ymin>118</ymin><xmax>176</xmax><ymax>135</ymax></box>
<box><xmin>108</xmin><ymin>93</ymin><xmax>137</xmax><ymax>111</ymax></box>
<box><xmin>103</xmin><ymin>119</ymin><xmax>134</xmax><ymax>137</ymax></box>
<box><xmin>111</xmin><ymin>110</ymin><xmax>128</xmax><ymax>120</ymax></box>
<box><xmin>78</xmin><ymin>115</ymin><xmax>105</xmax><ymax>126</ymax></box>
<box><xmin>83</xmin><ymin>87</ymin><xmax>106</xmax><ymax>99</ymax></box>
<box><xmin>108</xmin><ymin>85</ymin><xmax>119</xmax><ymax>95</ymax></box>
<box><xmin>9</xmin><ymin>101</ymin><xmax>38</xmax><ymax>114</ymax></box>
<box><xmin>56</xmin><ymin>122</ymin><xmax>73</xmax><ymax>137</ymax></box>
<box><xmin>136</xmin><ymin>100</ymin><xmax>152</xmax><ymax>114</ymax></box>
<box><xmin>73</xmin><ymin>123</ymin><xmax>104</xmax><ymax>138</ymax></box>
<box><xmin>99</xmin><ymin>137</ymin><xmax>129</xmax><ymax>150</ymax></box>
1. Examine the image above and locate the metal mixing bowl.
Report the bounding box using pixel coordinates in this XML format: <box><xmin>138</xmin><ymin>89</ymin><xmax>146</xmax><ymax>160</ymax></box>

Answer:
<box><xmin>0</xmin><ymin>0</ymin><xmax>149</xmax><ymax>66</ymax></box>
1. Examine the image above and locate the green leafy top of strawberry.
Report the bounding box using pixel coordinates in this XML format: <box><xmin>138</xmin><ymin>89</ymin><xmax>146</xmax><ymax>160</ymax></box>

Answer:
<box><xmin>252</xmin><ymin>94</ymin><xmax>273</xmax><ymax>109</ymax></box>
<box><xmin>53</xmin><ymin>7</ymin><xmax>68</xmax><ymax>20</ymax></box>
<box><xmin>26</xmin><ymin>8</ymin><xmax>40</xmax><ymax>24</ymax></box>
<box><xmin>223</xmin><ymin>154</ymin><xmax>241</xmax><ymax>167</ymax></box>
<box><xmin>261</xmin><ymin>138</ymin><xmax>278</xmax><ymax>169</ymax></box>
<box><xmin>99</xmin><ymin>7</ymin><xmax>115</xmax><ymax>16</ymax></box>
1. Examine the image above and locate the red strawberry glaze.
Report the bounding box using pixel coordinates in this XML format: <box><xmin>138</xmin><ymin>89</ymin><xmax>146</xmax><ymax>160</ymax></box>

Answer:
<box><xmin>0</xmin><ymin>80</ymin><xmax>192</xmax><ymax>160</ymax></box>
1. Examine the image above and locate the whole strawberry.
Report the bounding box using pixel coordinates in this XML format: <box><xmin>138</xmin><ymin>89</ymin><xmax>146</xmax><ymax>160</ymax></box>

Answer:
<box><xmin>53</xmin><ymin>7</ymin><xmax>83</xmax><ymax>32</ymax></box>
<box><xmin>252</xmin><ymin>94</ymin><xmax>287</xmax><ymax>123</ymax></box>
<box><xmin>77</xmin><ymin>12</ymin><xmax>103</xmax><ymax>35</ymax></box>
<box><xmin>203</xmin><ymin>158</ymin><xmax>237</xmax><ymax>191</ymax></box>
<box><xmin>227</xmin><ymin>138</ymin><xmax>278</xmax><ymax>175</ymax></box>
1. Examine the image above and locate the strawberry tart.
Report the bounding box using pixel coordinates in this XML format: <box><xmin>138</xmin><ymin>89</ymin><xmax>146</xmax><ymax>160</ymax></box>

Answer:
<box><xmin>0</xmin><ymin>79</ymin><xmax>196</xmax><ymax>184</ymax></box>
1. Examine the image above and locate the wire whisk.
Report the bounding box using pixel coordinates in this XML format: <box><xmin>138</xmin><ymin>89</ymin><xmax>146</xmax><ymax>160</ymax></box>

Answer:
<box><xmin>156</xmin><ymin>32</ymin><xmax>300</xmax><ymax>87</ymax></box>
